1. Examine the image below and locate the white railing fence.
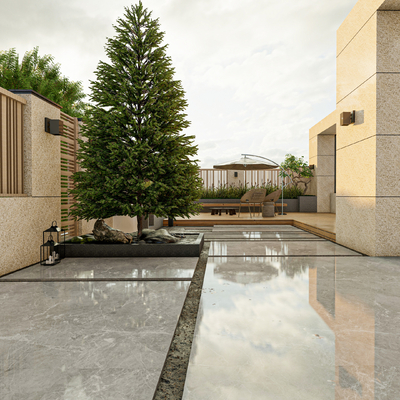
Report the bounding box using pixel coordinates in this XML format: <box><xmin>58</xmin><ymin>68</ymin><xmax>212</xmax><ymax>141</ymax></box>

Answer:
<box><xmin>199</xmin><ymin>169</ymin><xmax>290</xmax><ymax>189</ymax></box>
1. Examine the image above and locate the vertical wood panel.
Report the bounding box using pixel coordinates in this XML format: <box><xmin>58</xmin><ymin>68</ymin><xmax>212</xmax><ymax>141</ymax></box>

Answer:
<box><xmin>60</xmin><ymin>112</ymin><xmax>78</xmax><ymax>237</ymax></box>
<box><xmin>0</xmin><ymin>95</ymin><xmax>7</xmax><ymax>193</ymax></box>
<box><xmin>0</xmin><ymin>92</ymin><xmax>25</xmax><ymax>195</ymax></box>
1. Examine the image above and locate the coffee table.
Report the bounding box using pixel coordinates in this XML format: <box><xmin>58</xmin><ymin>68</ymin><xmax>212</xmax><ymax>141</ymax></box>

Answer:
<box><xmin>210</xmin><ymin>207</ymin><xmax>239</xmax><ymax>216</ymax></box>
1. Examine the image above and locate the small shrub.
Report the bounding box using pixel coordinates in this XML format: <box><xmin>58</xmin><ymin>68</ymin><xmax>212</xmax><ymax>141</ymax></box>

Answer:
<box><xmin>199</xmin><ymin>182</ymin><xmax>304</xmax><ymax>200</ymax></box>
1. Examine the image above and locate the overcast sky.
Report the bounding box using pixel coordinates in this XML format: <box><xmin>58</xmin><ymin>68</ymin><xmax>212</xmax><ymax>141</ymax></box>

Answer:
<box><xmin>1</xmin><ymin>0</ymin><xmax>357</xmax><ymax>167</ymax></box>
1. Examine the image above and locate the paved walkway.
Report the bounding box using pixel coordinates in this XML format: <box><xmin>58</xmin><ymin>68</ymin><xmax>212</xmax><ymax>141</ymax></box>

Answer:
<box><xmin>182</xmin><ymin>225</ymin><xmax>400</xmax><ymax>399</ymax></box>
<box><xmin>0</xmin><ymin>258</ymin><xmax>198</xmax><ymax>400</ymax></box>
<box><xmin>1</xmin><ymin>226</ymin><xmax>400</xmax><ymax>399</ymax></box>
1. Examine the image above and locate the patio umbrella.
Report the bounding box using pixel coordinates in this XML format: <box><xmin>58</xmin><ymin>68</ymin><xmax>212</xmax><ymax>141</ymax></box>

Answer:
<box><xmin>213</xmin><ymin>154</ymin><xmax>290</xmax><ymax>215</ymax></box>
<box><xmin>213</xmin><ymin>155</ymin><xmax>277</xmax><ymax>170</ymax></box>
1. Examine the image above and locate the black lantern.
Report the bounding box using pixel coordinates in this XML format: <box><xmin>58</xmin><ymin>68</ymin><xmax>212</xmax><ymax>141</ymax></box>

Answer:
<box><xmin>40</xmin><ymin>221</ymin><xmax>65</xmax><ymax>265</ymax></box>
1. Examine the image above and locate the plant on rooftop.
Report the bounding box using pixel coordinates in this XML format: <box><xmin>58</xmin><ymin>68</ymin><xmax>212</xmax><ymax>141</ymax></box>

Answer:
<box><xmin>0</xmin><ymin>47</ymin><xmax>87</xmax><ymax>117</ymax></box>
<box><xmin>199</xmin><ymin>182</ymin><xmax>303</xmax><ymax>199</ymax></box>
<box><xmin>69</xmin><ymin>2</ymin><xmax>202</xmax><ymax>237</ymax></box>
<box><xmin>279</xmin><ymin>154</ymin><xmax>313</xmax><ymax>194</ymax></box>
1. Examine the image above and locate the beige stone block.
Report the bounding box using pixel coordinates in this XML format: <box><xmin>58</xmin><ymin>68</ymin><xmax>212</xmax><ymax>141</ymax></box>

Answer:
<box><xmin>227</xmin><ymin>170</ymin><xmax>245</xmax><ymax>188</ymax></box>
<box><xmin>309</xmin><ymin>110</ymin><xmax>337</xmax><ymax>140</ymax></box>
<box><xmin>18</xmin><ymin>93</ymin><xmax>61</xmax><ymax>197</ymax></box>
<box><xmin>377</xmin><ymin>11</ymin><xmax>400</xmax><ymax>72</ymax></box>
<box><xmin>337</xmin><ymin>0</ymin><xmax>384</xmax><ymax>55</ymax></box>
<box><xmin>0</xmin><ymin>197</ymin><xmax>61</xmax><ymax>276</ymax></box>
<box><xmin>316</xmin><ymin>155</ymin><xmax>335</xmax><ymax>177</ymax></box>
<box><xmin>113</xmin><ymin>216</ymin><xmax>137</xmax><ymax>233</ymax></box>
<box><xmin>376</xmin><ymin>135</ymin><xmax>400</xmax><ymax>196</ymax></box>
<box><xmin>336</xmin><ymin>137</ymin><xmax>376</xmax><ymax>197</ymax></box>
<box><xmin>316</xmin><ymin>176</ymin><xmax>334</xmax><ymax>213</ymax></box>
<box><xmin>337</xmin><ymin>13</ymin><xmax>377</xmax><ymax>103</ymax></box>
<box><xmin>336</xmin><ymin>75</ymin><xmax>377</xmax><ymax>150</ymax></box>
<box><xmin>317</xmin><ymin>135</ymin><xmax>335</xmax><ymax>156</ymax></box>
<box><xmin>378</xmin><ymin>1</ymin><xmax>400</xmax><ymax>11</ymax></box>
<box><xmin>308</xmin><ymin>174</ymin><xmax>317</xmax><ymax>196</ymax></box>
<box><xmin>309</xmin><ymin>136</ymin><xmax>317</xmax><ymax>160</ymax></box>
<box><xmin>375</xmin><ymin>197</ymin><xmax>400</xmax><ymax>256</ymax></box>
<box><xmin>336</xmin><ymin>196</ymin><xmax>376</xmax><ymax>256</ymax></box>
<box><xmin>376</xmin><ymin>74</ymin><xmax>400</xmax><ymax>134</ymax></box>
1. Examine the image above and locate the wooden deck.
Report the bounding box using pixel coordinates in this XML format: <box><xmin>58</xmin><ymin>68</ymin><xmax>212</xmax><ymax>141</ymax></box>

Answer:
<box><xmin>164</xmin><ymin>212</ymin><xmax>336</xmax><ymax>242</ymax></box>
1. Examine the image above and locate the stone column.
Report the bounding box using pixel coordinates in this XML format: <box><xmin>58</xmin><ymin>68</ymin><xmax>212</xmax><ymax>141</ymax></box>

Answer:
<box><xmin>336</xmin><ymin>7</ymin><xmax>400</xmax><ymax>256</ymax></box>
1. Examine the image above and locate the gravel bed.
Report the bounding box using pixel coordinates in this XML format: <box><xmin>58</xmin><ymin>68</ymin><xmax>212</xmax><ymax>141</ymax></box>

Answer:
<box><xmin>153</xmin><ymin>241</ymin><xmax>210</xmax><ymax>399</ymax></box>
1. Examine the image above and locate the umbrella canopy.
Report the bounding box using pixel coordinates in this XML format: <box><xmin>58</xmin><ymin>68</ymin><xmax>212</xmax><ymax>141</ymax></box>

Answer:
<box><xmin>213</xmin><ymin>155</ymin><xmax>277</xmax><ymax>170</ymax></box>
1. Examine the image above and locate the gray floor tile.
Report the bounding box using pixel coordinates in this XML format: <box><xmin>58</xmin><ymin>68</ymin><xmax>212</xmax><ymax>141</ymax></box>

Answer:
<box><xmin>208</xmin><ymin>240</ymin><xmax>361</xmax><ymax>256</ymax></box>
<box><xmin>0</xmin><ymin>280</ymin><xmax>189</xmax><ymax>400</ymax></box>
<box><xmin>183</xmin><ymin>256</ymin><xmax>400</xmax><ymax>399</ymax></box>
<box><xmin>0</xmin><ymin>257</ymin><xmax>197</xmax><ymax>280</ymax></box>
<box><xmin>204</xmin><ymin>231</ymin><xmax>322</xmax><ymax>240</ymax></box>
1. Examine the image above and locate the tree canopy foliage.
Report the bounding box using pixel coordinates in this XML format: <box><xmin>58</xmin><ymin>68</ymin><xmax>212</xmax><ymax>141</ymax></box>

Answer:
<box><xmin>69</xmin><ymin>2</ymin><xmax>202</xmax><ymax>236</ymax></box>
<box><xmin>0</xmin><ymin>47</ymin><xmax>86</xmax><ymax>117</ymax></box>
<box><xmin>280</xmin><ymin>154</ymin><xmax>314</xmax><ymax>193</ymax></box>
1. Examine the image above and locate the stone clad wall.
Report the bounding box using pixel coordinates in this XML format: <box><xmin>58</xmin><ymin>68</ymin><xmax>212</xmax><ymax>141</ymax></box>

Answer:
<box><xmin>310</xmin><ymin>0</ymin><xmax>400</xmax><ymax>256</ymax></box>
<box><xmin>0</xmin><ymin>91</ymin><xmax>62</xmax><ymax>276</ymax></box>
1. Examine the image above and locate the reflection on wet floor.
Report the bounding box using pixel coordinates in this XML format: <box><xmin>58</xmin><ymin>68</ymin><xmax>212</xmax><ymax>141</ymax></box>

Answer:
<box><xmin>0</xmin><ymin>257</ymin><xmax>198</xmax><ymax>280</ymax></box>
<box><xmin>183</xmin><ymin>226</ymin><xmax>400</xmax><ymax>400</ymax></box>
<box><xmin>0</xmin><ymin>280</ymin><xmax>190</xmax><ymax>399</ymax></box>
<box><xmin>204</xmin><ymin>231</ymin><xmax>323</xmax><ymax>240</ymax></box>
<box><xmin>209</xmin><ymin>240</ymin><xmax>361</xmax><ymax>257</ymax></box>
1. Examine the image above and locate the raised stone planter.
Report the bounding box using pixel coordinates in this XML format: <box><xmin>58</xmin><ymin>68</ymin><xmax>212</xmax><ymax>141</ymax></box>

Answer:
<box><xmin>278</xmin><ymin>198</ymin><xmax>299</xmax><ymax>212</ymax></box>
<box><xmin>298</xmin><ymin>196</ymin><xmax>317</xmax><ymax>212</ymax></box>
<box><xmin>63</xmin><ymin>233</ymin><xmax>204</xmax><ymax>258</ymax></box>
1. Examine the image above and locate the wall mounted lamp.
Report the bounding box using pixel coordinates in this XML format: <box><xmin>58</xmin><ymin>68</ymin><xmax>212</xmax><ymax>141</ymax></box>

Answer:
<box><xmin>340</xmin><ymin>111</ymin><xmax>355</xmax><ymax>126</ymax></box>
<box><xmin>45</xmin><ymin>118</ymin><xmax>63</xmax><ymax>136</ymax></box>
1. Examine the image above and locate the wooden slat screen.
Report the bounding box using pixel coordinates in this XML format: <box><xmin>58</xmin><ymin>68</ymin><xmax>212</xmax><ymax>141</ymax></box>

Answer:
<box><xmin>199</xmin><ymin>168</ymin><xmax>286</xmax><ymax>189</ymax></box>
<box><xmin>60</xmin><ymin>111</ymin><xmax>79</xmax><ymax>238</ymax></box>
<box><xmin>0</xmin><ymin>91</ymin><xmax>25</xmax><ymax>195</ymax></box>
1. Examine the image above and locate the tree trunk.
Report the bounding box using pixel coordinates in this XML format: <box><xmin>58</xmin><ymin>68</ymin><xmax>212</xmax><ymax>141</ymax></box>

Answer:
<box><xmin>137</xmin><ymin>215</ymin><xmax>144</xmax><ymax>239</ymax></box>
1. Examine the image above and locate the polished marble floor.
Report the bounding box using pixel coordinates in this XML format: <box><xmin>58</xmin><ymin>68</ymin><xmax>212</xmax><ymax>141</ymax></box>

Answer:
<box><xmin>183</xmin><ymin>226</ymin><xmax>400</xmax><ymax>399</ymax></box>
<box><xmin>0</xmin><ymin>257</ymin><xmax>196</xmax><ymax>400</ymax></box>
<box><xmin>0</xmin><ymin>258</ymin><xmax>197</xmax><ymax>280</ymax></box>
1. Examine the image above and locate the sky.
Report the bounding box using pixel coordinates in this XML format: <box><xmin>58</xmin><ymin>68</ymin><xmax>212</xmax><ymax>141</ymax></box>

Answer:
<box><xmin>0</xmin><ymin>0</ymin><xmax>358</xmax><ymax>167</ymax></box>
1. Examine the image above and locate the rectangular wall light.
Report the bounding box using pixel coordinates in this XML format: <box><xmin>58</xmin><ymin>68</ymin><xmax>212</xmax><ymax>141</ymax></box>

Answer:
<box><xmin>45</xmin><ymin>118</ymin><xmax>63</xmax><ymax>136</ymax></box>
<box><xmin>340</xmin><ymin>111</ymin><xmax>355</xmax><ymax>126</ymax></box>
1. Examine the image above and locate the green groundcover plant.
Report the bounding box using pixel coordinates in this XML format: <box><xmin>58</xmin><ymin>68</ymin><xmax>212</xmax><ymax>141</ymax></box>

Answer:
<box><xmin>199</xmin><ymin>183</ymin><xmax>304</xmax><ymax>200</ymax></box>
<box><xmin>70</xmin><ymin>2</ymin><xmax>203</xmax><ymax>237</ymax></box>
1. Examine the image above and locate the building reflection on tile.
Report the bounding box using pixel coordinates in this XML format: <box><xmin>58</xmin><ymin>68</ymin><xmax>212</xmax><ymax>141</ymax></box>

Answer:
<box><xmin>204</xmin><ymin>231</ymin><xmax>323</xmax><ymax>240</ymax></box>
<box><xmin>208</xmin><ymin>240</ymin><xmax>361</xmax><ymax>256</ymax></box>
<box><xmin>212</xmin><ymin>225</ymin><xmax>303</xmax><ymax>232</ymax></box>
<box><xmin>0</xmin><ymin>280</ymin><xmax>189</xmax><ymax>400</ymax></box>
<box><xmin>183</xmin><ymin>256</ymin><xmax>400</xmax><ymax>399</ymax></box>
<box><xmin>0</xmin><ymin>257</ymin><xmax>197</xmax><ymax>280</ymax></box>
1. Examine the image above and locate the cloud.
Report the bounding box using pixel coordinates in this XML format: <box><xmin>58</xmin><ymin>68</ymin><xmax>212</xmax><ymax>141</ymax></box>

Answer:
<box><xmin>0</xmin><ymin>0</ymin><xmax>358</xmax><ymax>167</ymax></box>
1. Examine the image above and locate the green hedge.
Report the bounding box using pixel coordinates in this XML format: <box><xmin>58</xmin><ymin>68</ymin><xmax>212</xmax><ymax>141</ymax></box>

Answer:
<box><xmin>199</xmin><ymin>184</ymin><xmax>304</xmax><ymax>200</ymax></box>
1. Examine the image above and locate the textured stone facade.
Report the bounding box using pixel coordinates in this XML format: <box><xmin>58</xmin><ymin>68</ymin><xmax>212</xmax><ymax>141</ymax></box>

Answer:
<box><xmin>310</xmin><ymin>0</ymin><xmax>400</xmax><ymax>255</ymax></box>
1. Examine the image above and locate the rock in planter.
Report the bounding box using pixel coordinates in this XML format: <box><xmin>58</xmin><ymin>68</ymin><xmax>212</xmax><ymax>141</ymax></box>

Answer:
<box><xmin>140</xmin><ymin>228</ymin><xmax>179</xmax><ymax>243</ymax></box>
<box><xmin>93</xmin><ymin>219</ymin><xmax>133</xmax><ymax>244</ymax></box>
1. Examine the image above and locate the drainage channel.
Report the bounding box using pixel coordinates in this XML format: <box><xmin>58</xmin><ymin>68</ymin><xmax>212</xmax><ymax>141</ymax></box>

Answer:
<box><xmin>153</xmin><ymin>242</ymin><xmax>210</xmax><ymax>399</ymax></box>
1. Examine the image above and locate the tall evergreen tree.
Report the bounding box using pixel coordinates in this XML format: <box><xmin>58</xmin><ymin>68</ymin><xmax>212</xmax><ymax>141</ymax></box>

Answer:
<box><xmin>70</xmin><ymin>2</ymin><xmax>202</xmax><ymax>236</ymax></box>
<box><xmin>0</xmin><ymin>47</ymin><xmax>86</xmax><ymax>117</ymax></box>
